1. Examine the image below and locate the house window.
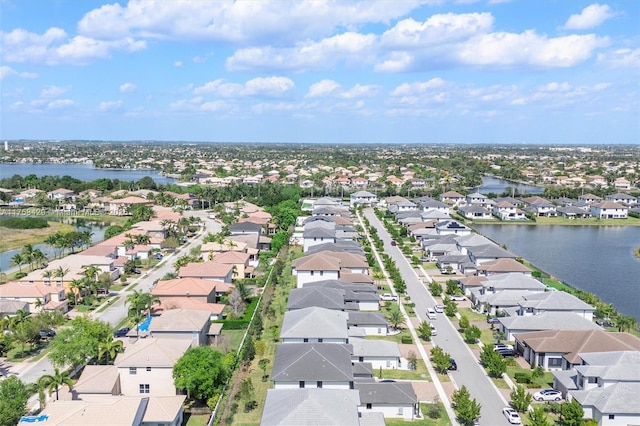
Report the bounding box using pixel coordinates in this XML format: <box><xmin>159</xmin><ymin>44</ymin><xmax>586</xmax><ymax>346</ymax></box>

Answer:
<box><xmin>609</xmin><ymin>415</ymin><xmax>615</xmax><ymax>420</ymax></box>
<box><xmin>366</xmin><ymin>403</ymin><xmax>372</xmax><ymax>410</ymax></box>
<box><xmin>547</xmin><ymin>358</ymin><xmax>562</xmax><ymax>368</ymax></box>
<box><xmin>146</xmin><ymin>367</ymin><xmax>151</xmax><ymax>372</ymax></box>
<box><xmin>299</xmin><ymin>381</ymin><xmax>305</xmax><ymax>388</ymax></box>
<box><xmin>139</xmin><ymin>384</ymin><xmax>150</xmax><ymax>394</ymax></box>
<box><xmin>310</xmin><ymin>271</ymin><xmax>314</xmax><ymax>276</ymax></box>
<box><xmin>129</xmin><ymin>367</ymin><xmax>137</xmax><ymax>375</ymax></box>
<box><xmin>318</xmin><ymin>339</ymin><xmax>323</xmax><ymax>343</ymax></box>
<box><xmin>317</xmin><ymin>381</ymin><xmax>322</xmax><ymax>388</ymax></box>
<box><xmin>303</xmin><ymin>338</ymin><xmax>308</xmax><ymax>343</ymax></box>
<box><xmin>397</xmin><ymin>407</ymin><xmax>404</xmax><ymax>415</ymax></box>
<box><xmin>320</xmin><ymin>271</ymin><xmax>324</xmax><ymax>276</ymax></box>
<box><xmin>588</xmin><ymin>376</ymin><xmax>597</xmax><ymax>384</ymax></box>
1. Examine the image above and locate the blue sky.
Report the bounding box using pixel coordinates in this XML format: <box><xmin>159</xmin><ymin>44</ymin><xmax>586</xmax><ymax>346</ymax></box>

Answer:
<box><xmin>1</xmin><ymin>0</ymin><xmax>639</xmax><ymax>144</ymax></box>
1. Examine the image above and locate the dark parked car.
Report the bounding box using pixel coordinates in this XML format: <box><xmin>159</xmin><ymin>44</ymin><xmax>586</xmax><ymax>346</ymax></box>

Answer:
<box><xmin>114</xmin><ymin>327</ymin><xmax>130</xmax><ymax>337</ymax></box>
<box><xmin>131</xmin><ymin>268</ymin><xmax>141</xmax><ymax>274</ymax></box>
<box><xmin>390</xmin><ymin>240</ymin><xmax>397</xmax><ymax>246</ymax></box>
<box><xmin>155</xmin><ymin>253</ymin><xmax>164</xmax><ymax>260</ymax></box>
<box><xmin>496</xmin><ymin>348</ymin><xmax>517</xmax><ymax>357</ymax></box>
<box><xmin>448</xmin><ymin>358</ymin><xmax>458</xmax><ymax>371</ymax></box>
<box><xmin>39</xmin><ymin>329</ymin><xmax>56</xmax><ymax>339</ymax></box>
<box><xmin>487</xmin><ymin>317</ymin><xmax>501</xmax><ymax>324</ymax></box>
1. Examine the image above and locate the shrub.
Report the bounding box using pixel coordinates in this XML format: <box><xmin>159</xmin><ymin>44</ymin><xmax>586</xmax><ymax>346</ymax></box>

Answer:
<box><xmin>401</xmin><ymin>335</ymin><xmax>413</xmax><ymax>344</ymax></box>
<box><xmin>514</xmin><ymin>372</ymin><xmax>531</xmax><ymax>383</ymax></box>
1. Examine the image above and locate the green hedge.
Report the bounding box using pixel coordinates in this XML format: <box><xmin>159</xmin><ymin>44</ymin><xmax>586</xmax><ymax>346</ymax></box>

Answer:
<box><xmin>0</xmin><ymin>217</ymin><xmax>49</xmax><ymax>229</ymax></box>
<box><xmin>212</xmin><ymin>298</ymin><xmax>259</xmax><ymax>330</ymax></box>
<box><xmin>401</xmin><ymin>335</ymin><xmax>413</xmax><ymax>344</ymax></box>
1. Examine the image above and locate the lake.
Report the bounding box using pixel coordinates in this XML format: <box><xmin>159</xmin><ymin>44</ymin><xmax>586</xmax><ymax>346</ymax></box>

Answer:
<box><xmin>472</xmin><ymin>224</ymin><xmax>640</xmax><ymax>321</ymax></box>
<box><xmin>478</xmin><ymin>176</ymin><xmax>544</xmax><ymax>195</ymax></box>
<box><xmin>0</xmin><ymin>163</ymin><xmax>177</xmax><ymax>184</ymax></box>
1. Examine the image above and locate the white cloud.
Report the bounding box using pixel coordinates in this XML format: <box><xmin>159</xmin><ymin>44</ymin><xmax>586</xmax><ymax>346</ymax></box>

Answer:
<box><xmin>390</xmin><ymin>78</ymin><xmax>446</xmax><ymax>96</ymax></box>
<box><xmin>227</xmin><ymin>32</ymin><xmax>376</xmax><ymax>72</ymax></box>
<box><xmin>120</xmin><ymin>83</ymin><xmax>138</xmax><ymax>93</ymax></box>
<box><xmin>76</xmin><ymin>0</ymin><xmax>422</xmax><ymax>44</ymax></box>
<box><xmin>174</xmin><ymin>61</ymin><xmax>183</xmax><ymax>67</ymax></box>
<box><xmin>194</xmin><ymin>76</ymin><xmax>295</xmax><ymax>97</ymax></box>
<box><xmin>98</xmin><ymin>100</ymin><xmax>123</xmax><ymax>111</ymax></box>
<box><xmin>47</xmin><ymin>99</ymin><xmax>75</xmax><ymax>109</ymax></box>
<box><xmin>307</xmin><ymin>79</ymin><xmax>342</xmax><ymax>98</ymax></box>
<box><xmin>597</xmin><ymin>48</ymin><xmax>640</xmax><ymax>68</ymax></box>
<box><xmin>41</xmin><ymin>85</ymin><xmax>68</xmax><ymax>98</ymax></box>
<box><xmin>0</xmin><ymin>66</ymin><xmax>37</xmax><ymax>80</ymax></box>
<box><xmin>339</xmin><ymin>84</ymin><xmax>380</xmax><ymax>99</ymax></box>
<box><xmin>456</xmin><ymin>31</ymin><xmax>609</xmax><ymax>68</ymax></box>
<box><xmin>562</xmin><ymin>4</ymin><xmax>615</xmax><ymax>30</ymax></box>
<box><xmin>381</xmin><ymin>13</ymin><xmax>494</xmax><ymax>47</ymax></box>
<box><xmin>201</xmin><ymin>100</ymin><xmax>230</xmax><ymax>112</ymax></box>
<box><xmin>375</xmin><ymin>51</ymin><xmax>414</xmax><ymax>72</ymax></box>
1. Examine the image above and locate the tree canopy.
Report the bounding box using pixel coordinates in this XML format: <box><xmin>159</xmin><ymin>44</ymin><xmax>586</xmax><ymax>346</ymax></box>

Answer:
<box><xmin>173</xmin><ymin>346</ymin><xmax>232</xmax><ymax>401</ymax></box>
<box><xmin>0</xmin><ymin>376</ymin><xmax>30</xmax><ymax>426</ymax></box>
<box><xmin>48</xmin><ymin>316</ymin><xmax>112</xmax><ymax>368</ymax></box>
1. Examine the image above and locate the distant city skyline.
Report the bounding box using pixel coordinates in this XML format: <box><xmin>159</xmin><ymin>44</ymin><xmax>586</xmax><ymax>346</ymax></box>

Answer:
<box><xmin>1</xmin><ymin>0</ymin><xmax>639</xmax><ymax>144</ymax></box>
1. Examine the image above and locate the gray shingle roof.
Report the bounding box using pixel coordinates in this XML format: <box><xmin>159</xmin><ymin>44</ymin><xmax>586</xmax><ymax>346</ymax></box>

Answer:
<box><xmin>280</xmin><ymin>307</ymin><xmax>348</xmax><ymax>340</ymax></box>
<box><xmin>499</xmin><ymin>312</ymin><xmax>601</xmax><ymax>332</ymax></box>
<box><xmin>572</xmin><ymin>382</ymin><xmax>640</xmax><ymax>414</ymax></box>
<box><xmin>355</xmin><ymin>382</ymin><xmax>417</xmax><ymax>404</ymax></box>
<box><xmin>271</xmin><ymin>343</ymin><xmax>354</xmax><ymax>382</ymax></box>
<box><xmin>287</xmin><ymin>287</ymin><xmax>346</xmax><ymax>310</ymax></box>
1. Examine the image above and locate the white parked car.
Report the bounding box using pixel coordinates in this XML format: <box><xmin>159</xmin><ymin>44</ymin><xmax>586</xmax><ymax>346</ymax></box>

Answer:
<box><xmin>502</xmin><ymin>407</ymin><xmax>521</xmax><ymax>424</ymax></box>
<box><xmin>433</xmin><ymin>304</ymin><xmax>444</xmax><ymax>313</ymax></box>
<box><xmin>426</xmin><ymin>308</ymin><xmax>437</xmax><ymax>320</ymax></box>
<box><xmin>379</xmin><ymin>293</ymin><xmax>398</xmax><ymax>302</ymax></box>
<box><xmin>533</xmin><ymin>389</ymin><xmax>563</xmax><ymax>402</ymax></box>
<box><xmin>449</xmin><ymin>294</ymin><xmax>466</xmax><ymax>302</ymax></box>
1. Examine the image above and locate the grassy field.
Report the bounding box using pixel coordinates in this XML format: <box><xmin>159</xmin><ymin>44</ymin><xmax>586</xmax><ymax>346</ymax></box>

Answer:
<box><xmin>379</xmin><ymin>359</ymin><xmax>430</xmax><ymax>381</ymax></box>
<box><xmin>0</xmin><ymin>221</ymin><xmax>75</xmax><ymax>252</ymax></box>
<box><xmin>385</xmin><ymin>403</ymin><xmax>452</xmax><ymax>426</ymax></box>
<box><xmin>506</xmin><ymin>366</ymin><xmax>554</xmax><ymax>389</ymax></box>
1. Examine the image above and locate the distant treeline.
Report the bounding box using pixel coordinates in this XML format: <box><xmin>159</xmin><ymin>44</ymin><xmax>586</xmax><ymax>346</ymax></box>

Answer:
<box><xmin>0</xmin><ymin>217</ymin><xmax>49</xmax><ymax>229</ymax></box>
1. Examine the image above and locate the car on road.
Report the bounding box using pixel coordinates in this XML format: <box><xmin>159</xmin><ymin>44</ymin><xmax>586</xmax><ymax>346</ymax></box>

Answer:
<box><xmin>114</xmin><ymin>327</ymin><xmax>130</xmax><ymax>337</ymax></box>
<box><xmin>448</xmin><ymin>358</ymin><xmax>457</xmax><ymax>371</ymax></box>
<box><xmin>390</xmin><ymin>240</ymin><xmax>397</xmax><ymax>246</ymax></box>
<box><xmin>449</xmin><ymin>294</ymin><xmax>466</xmax><ymax>302</ymax></box>
<box><xmin>426</xmin><ymin>308</ymin><xmax>437</xmax><ymax>320</ymax></box>
<box><xmin>533</xmin><ymin>389</ymin><xmax>563</xmax><ymax>402</ymax></box>
<box><xmin>379</xmin><ymin>293</ymin><xmax>398</xmax><ymax>302</ymax></box>
<box><xmin>430</xmin><ymin>323</ymin><xmax>437</xmax><ymax>336</ymax></box>
<box><xmin>502</xmin><ymin>407</ymin><xmax>522</xmax><ymax>424</ymax></box>
<box><xmin>155</xmin><ymin>253</ymin><xmax>164</xmax><ymax>260</ymax></box>
<box><xmin>433</xmin><ymin>304</ymin><xmax>444</xmax><ymax>313</ymax></box>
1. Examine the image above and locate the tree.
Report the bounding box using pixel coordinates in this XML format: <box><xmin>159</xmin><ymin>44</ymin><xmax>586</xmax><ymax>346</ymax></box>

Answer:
<box><xmin>173</xmin><ymin>346</ymin><xmax>230</xmax><ymax>401</ymax></box>
<box><xmin>54</xmin><ymin>266</ymin><xmax>70</xmax><ymax>289</ymax></box>
<box><xmin>429</xmin><ymin>281</ymin><xmax>443</xmax><ymax>297</ymax></box>
<box><xmin>0</xmin><ymin>376</ymin><xmax>30</xmax><ymax>426</ymax></box>
<box><xmin>615</xmin><ymin>315</ymin><xmax>637</xmax><ymax>332</ymax></box>
<box><xmin>445</xmin><ymin>279</ymin><xmax>460</xmax><ymax>295</ymax></box>
<box><xmin>458</xmin><ymin>314</ymin><xmax>470</xmax><ymax>331</ymax></box>
<box><xmin>38</xmin><ymin>367</ymin><xmax>73</xmax><ymax>401</ymax></box>
<box><xmin>480</xmin><ymin>345</ymin><xmax>507</xmax><ymax>378</ymax></box>
<box><xmin>386</xmin><ymin>305</ymin><xmax>405</xmax><ymax>330</ymax></box>
<box><xmin>258</xmin><ymin>359</ymin><xmax>270</xmax><ymax>381</ymax></box>
<box><xmin>48</xmin><ymin>316</ymin><xmax>112</xmax><ymax>368</ymax></box>
<box><xmin>464</xmin><ymin>325</ymin><xmax>481</xmax><ymax>344</ymax></box>
<box><xmin>407</xmin><ymin>350</ymin><xmax>418</xmax><ymax>371</ymax></box>
<box><xmin>10</xmin><ymin>253</ymin><xmax>25</xmax><ymax>273</ymax></box>
<box><xmin>452</xmin><ymin>385</ymin><xmax>481</xmax><ymax>426</ymax></box>
<box><xmin>445</xmin><ymin>300</ymin><xmax>458</xmax><ymax>317</ymax></box>
<box><xmin>417</xmin><ymin>321</ymin><xmax>433</xmax><ymax>341</ymax></box>
<box><xmin>98</xmin><ymin>336</ymin><xmax>124</xmax><ymax>364</ymax></box>
<box><xmin>528</xmin><ymin>405</ymin><xmax>552</xmax><ymax>426</ymax></box>
<box><xmin>430</xmin><ymin>346</ymin><xmax>452</xmax><ymax>374</ymax></box>
<box><xmin>510</xmin><ymin>385</ymin><xmax>532</xmax><ymax>412</ymax></box>
<box><xmin>451</xmin><ymin>385</ymin><xmax>471</xmax><ymax>408</ymax></box>
<box><xmin>559</xmin><ymin>398</ymin><xmax>585</xmax><ymax>426</ymax></box>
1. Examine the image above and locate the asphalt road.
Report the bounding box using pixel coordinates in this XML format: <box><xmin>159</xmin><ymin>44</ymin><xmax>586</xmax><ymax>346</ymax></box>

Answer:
<box><xmin>364</xmin><ymin>208</ymin><xmax>511</xmax><ymax>426</ymax></box>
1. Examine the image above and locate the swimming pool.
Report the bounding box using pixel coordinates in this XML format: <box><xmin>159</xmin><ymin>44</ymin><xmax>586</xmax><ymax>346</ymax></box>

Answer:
<box><xmin>137</xmin><ymin>316</ymin><xmax>152</xmax><ymax>332</ymax></box>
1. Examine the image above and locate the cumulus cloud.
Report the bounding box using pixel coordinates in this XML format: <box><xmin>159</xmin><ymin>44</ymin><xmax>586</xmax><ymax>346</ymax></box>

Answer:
<box><xmin>98</xmin><ymin>100</ymin><xmax>123</xmax><ymax>111</ymax></box>
<box><xmin>194</xmin><ymin>76</ymin><xmax>294</xmax><ymax>97</ymax></box>
<box><xmin>0</xmin><ymin>65</ymin><xmax>37</xmax><ymax>80</ymax></box>
<box><xmin>227</xmin><ymin>32</ymin><xmax>376</xmax><ymax>72</ymax></box>
<box><xmin>306</xmin><ymin>79</ymin><xmax>379</xmax><ymax>99</ymax></box>
<box><xmin>41</xmin><ymin>85</ymin><xmax>69</xmax><ymax>98</ymax></box>
<box><xmin>307</xmin><ymin>80</ymin><xmax>342</xmax><ymax>98</ymax></box>
<box><xmin>562</xmin><ymin>4</ymin><xmax>615</xmax><ymax>30</ymax></box>
<box><xmin>174</xmin><ymin>61</ymin><xmax>183</xmax><ymax>67</ymax></box>
<box><xmin>597</xmin><ymin>48</ymin><xmax>640</xmax><ymax>68</ymax></box>
<box><xmin>120</xmin><ymin>83</ymin><xmax>138</xmax><ymax>93</ymax></box>
<box><xmin>390</xmin><ymin>78</ymin><xmax>446</xmax><ymax>96</ymax></box>
<box><xmin>1</xmin><ymin>27</ymin><xmax>146</xmax><ymax>65</ymax></box>
<box><xmin>47</xmin><ymin>99</ymin><xmax>75</xmax><ymax>109</ymax></box>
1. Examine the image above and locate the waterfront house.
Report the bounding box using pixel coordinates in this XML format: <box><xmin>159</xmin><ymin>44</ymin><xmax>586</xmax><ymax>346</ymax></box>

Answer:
<box><xmin>516</xmin><ymin>291</ymin><xmax>595</xmax><ymax>320</ymax></box>
<box><xmin>280</xmin><ymin>307</ymin><xmax>349</xmax><ymax>343</ymax></box>
<box><xmin>114</xmin><ymin>338</ymin><xmax>192</xmax><ymax>396</ymax></box>
<box><xmin>47</xmin><ymin>188</ymin><xmax>75</xmax><ymax>200</ymax></box>
<box><xmin>270</xmin><ymin>343</ymin><xmax>354</xmax><ymax>389</ymax></box>
<box><xmin>467</xmin><ymin>244</ymin><xmax>517</xmax><ymax>265</ymax></box>
<box><xmin>355</xmin><ymin>382</ymin><xmax>419</xmax><ymax>420</ymax></box>
<box><xmin>559</xmin><ymin>351</ymin><xmax>640</xmax><ymax>426</ymax></box>
<box><xmin>557</xmin><ymin>205</ymin><xmax>591</xmax><ymax>219</ymax></box>
<box><xmin>492</xmin><ymin>201</ymin><xmax>526</xmax><ymax>220</ymax></box>
<box><xmin>605</xmin><ymin>193</ymin><xmax>637</xmax><ymax>206</ymax></box>
<box><xmin>459</xmin><ymin>205</ymin><xmax>493</xmax><ymax>220</ymax></box>
<box><xmin>514</xmin><ymin>330</ymin><xmax>640</xmax><ymax>371</ymax></box>
<box><xmin>590</xmin><ymin>201</ymin><xmax>628</xmax><ymax>219</ymax></box>
<box><xmin>261</xmin><ymin>389</ymin><xmax>362</xmax><ymax>426</ymax></box>
<box><xmin>466</xmin><ymin>192</ymin><xmax>492</xmax><ymax>208</ymax></box>
<box><xmin>578</xmin><ymin>193</ymin><xmax>602</xmax><ymax>205</ymax></box>
<box><xmin>497</xmin><ymin>312</ymin><xmax>601</xmax><ymax>340</ymax></box>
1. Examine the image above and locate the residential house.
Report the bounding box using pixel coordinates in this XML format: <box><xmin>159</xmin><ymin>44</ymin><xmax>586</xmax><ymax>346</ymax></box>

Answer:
<box><xmin>578</xmin><ymin>194</ymin><xmax>603</xmax><ymax>205</ymax></box>
<box><xmin>590</xmin><ymin>201</ymin><xmax>628</xmax><ymax>219</ymax></box>
<box><xmin>270</xmin><ymin>343</ymin><xmax>354</xmax><ymax>389</ymax></box>
<box><xmin>467</xmin><ymin>244</ymin><xmax>517</xmax><ymax>265</ymax></box>
<box><xmin>0</xmin><ymin>281</ymin><xmax>68</xmax><ymax>313</ymax></box>
<box><xmin>228</xmin><ymin>221</ymin><xmax>263</xmax><ymax>235</ymax></box>
<box><xmin>517</xmin><ymin>291</ymin><xmax>595</xmax><ymax>320</ymax></box>
<box><xmin>114</xmin><ymin>338</ymin><xmax>192</xmax><ymax>396</ymax></box>
<box><xmin>350</xmin><ymin>190</ymin><xmax>378</xmax><ymax>207</ymax></box>
<box><xmin>514</xmin><ymin>330</ymin><xmax>640</xmax><ymax>371</ymax></box>
<box><xmin>557</xmin><ymin>205</ymin><xmax>591</xmax><ymax>219</ymax></box>
<box><xmin>72</xmin><ymin>365</ymin><xmax>121</xmax><ymax>398</ymax></box>
<box><xmin>291</xmin><ymin>251</ymin><xmax>369</xmax><ymax>288</ymax></box>
<box><xmin>302</xmin><ymin>225</ymin><xmax>337</xmax><ymax>253</ymax></box>
<box><xmin>356</xmin><ymin>382</ymin><xmax>419</xmax><ymax>420</ymax></box>
<box><xmin>613</xmin><ymin>177</ymin><xmax>631</xmax><ymax>190</ymax></box>
<box><xmin>209</xmin><ymin>251</ymin><xmax>252</xmax><ymax>278</ymax></box>
<box><xmin>497</xmin><ymin>312</ymin><xmax>602</xmax><ymax>340</ymax></box>
<box><xmin>492</xmin><ymin>201</ymin><xmax>526</xmax><ymax>220</ymax></box>
<box><xmin>350</xmin><ymin>338</ymin><xmax>402</xmax><ymax>369</ymax></box>
<box><xmin>439</xmin><ymin>191</ymin><xmax>466</xmax><ymax>207</ymax></box>
<box><xmin>146</xmin><ymin>308</ymin><xmax>212</xmax><ymax>346</ymax></box>
<box><xmin>261</xmin><ymin>389</ymin><xmax>362</xmax><ymax>426</ymax></box>
<box><xmin>47</xmin><ymin>188</ymin><xmax>75</xmax><ymax>200</ymax></box>
<box><xmin>287</xmin><ymin>287</ymin><xmax>348</xmax><ymax>311</ymax></box>
<box><xmin>434</xmin><ymin>220</ymin><xmax>471</xmax><ymax>236</ymax></box>
<box><xmin>415</xmin><ymin>197</ymin><xmax>450</xmax><ymax>214</ymax></box>
<box><xmin>459</xmin><ymin>205</ymin><xmax>493</xmax><ymax>220</ymax></box>
<box><xmin>178</xmin><ymin>261</ymin><xmax>233</xmax><ymax>283</ymax></box>
<box><xmin>476</xmin><ymin>258</ymin><xmax>532</xmax><ymax>276</ymax></box>
<box><xmin>304</xmin><ymin>279</ymin><xmax>379</xmax><ymax>311</ymax></box>
<box><xmin>23</xmin><ymin>395</ymin><xmax>186</xmax><ymax>426</ymax></box>
<box><xmin>347</xmin><ymin>312</ymin><xmax>389</xmax><ymax>336</ymax></box>
<box><xmin>280</xmin><ymin>307</ymin><xmax>349</xmax><ymax>343</ymax></box>
<box><xmin>466</xmin><ymin>192</ymin><xmax>491</xmax><ymax>208</ymax></box>
<box><xmin>605</xmin><ymin>193</ymin><xmax>637</xmax><ymax>206</ymax></box>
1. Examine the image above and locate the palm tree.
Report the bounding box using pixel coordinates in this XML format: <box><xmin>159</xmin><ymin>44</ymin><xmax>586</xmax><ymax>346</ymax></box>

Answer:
<box><xmin>54</xmin><ymin>266</ymin><xmax>70</xmax><ymax>288</ymax></box>
<box><xmin>386</xmin><ymin>307</ymin><xmax>405</xmax><ymax>331</ymax></box>
<box><xmin>84</xmin><ymin>265</ymin><xmax>101</xmax><ymax>296</ymax></box>
<box><xmin>21</xmin><ymin>244</ymin><xmax>35</xmax><ymax>271</ymax></box>
<box><xmin>98</xmin><ymin>336</ymin><xmax>124</xmax><ymax>364</ymax></box>
<box><xmin>10</xmin><ymin>253</ymin><xmax>25</xmax><ymax>273</ymax></box>
<box><xmin>32</xmin><ymin>249</ymin><xmax>47</xmax><ymax>270</ymax></box>
<box><xmin>616</xmin><ymin>315</ymin><xmax>638</xmax><ymax>332</ymax></box>
<box><xmin>38</xmin><ymin>367</ymin><xmax>73</xmax><ymax>401</ymax></box>
<box><xmin>34</xmin><ymin>298</ymin><xmax>44</xmax><ymax>311</ymax></box>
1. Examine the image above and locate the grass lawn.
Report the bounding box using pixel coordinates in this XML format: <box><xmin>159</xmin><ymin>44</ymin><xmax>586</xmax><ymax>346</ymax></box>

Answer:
<box><xmin>0</xmin><ymin>221</ymin><xmax>75</xmax><ymax>252</ymax></box>
<box><xmin>492</xmin><ymin>376</ymin><xmax>510</xmax><ymax>389</ymax></box>
<box><xmin>386</xmin><ymin>403</ymin><xmax>452</xmax><ymax>426</ymax></box>
<box><xmin>379</xmin><ymin>359</ymin><xmax>430</xmax><ymax>381</ymax></box>
<box><xmin>423</xmin><ymin>262</ymin><xmax>440</xmax><ymax>270</ymax></box>
<box><xmin>182</xmin><ymin>413</ymin><xmax>210</xmax><ymax>426</ymax></box>
<box><xmin>461</xmin><ymin>308</ymin><xmax>487</xmax><ymax>323</ymax></box>
<box><xmin>220</xmin><ymin>329</ymin><xmax>247</xmax><ymax>354</ymax></box>
<box><xmin>506</xmin><ymin>366</ymin><xmax>554</xmax><ymax>389</ymax></box>
<box><xmin>366</xmin><ymin>330</ymin><xmax>412</xmax><ymax>344</ymax></box>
